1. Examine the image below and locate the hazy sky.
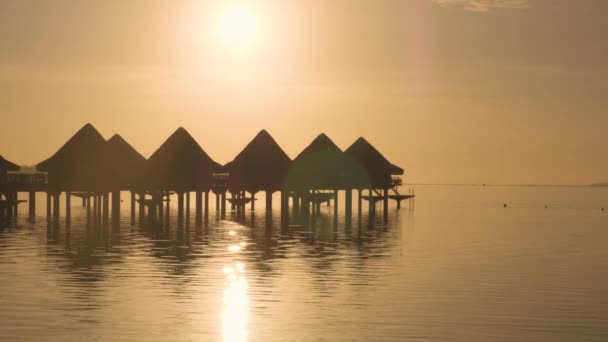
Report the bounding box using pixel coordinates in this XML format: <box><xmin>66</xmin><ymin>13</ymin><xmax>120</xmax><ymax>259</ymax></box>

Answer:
<box><xmin>1</xmin><ymin>0</ymin><xmax>607</xmax><ymax>184</ymax></box>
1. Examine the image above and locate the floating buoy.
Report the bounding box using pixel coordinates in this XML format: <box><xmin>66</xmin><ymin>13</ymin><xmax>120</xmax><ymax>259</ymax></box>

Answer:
<box><xmin>503</xmin><ymin>203</ymin><xmax>507</xmax><ymax>208</ymax></box>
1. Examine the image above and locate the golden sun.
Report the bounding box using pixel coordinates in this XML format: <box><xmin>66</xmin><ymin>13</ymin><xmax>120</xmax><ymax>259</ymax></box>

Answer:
<box><xmin>216</xmin><ymin>3</ymin><xmax>259</xmax><ymax>50</ymax></box>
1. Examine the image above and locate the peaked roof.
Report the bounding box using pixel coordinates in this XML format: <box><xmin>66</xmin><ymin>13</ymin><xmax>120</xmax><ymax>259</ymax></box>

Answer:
<box><xmin>34</xmin><ymin>123</ymin><xmax>116</xmax><ymax>190</ymax></box>
<box><xmin>287</xmin><ymin>133</ymin><xmax>358</xmax><ymax>190</ymax></box>
<box><xmin>0</xmin><ymin>155</ymin><xmax>20</xmax><ymax>172</ymax></box>
<box><xmin>225</xmin><ymin>130</ymin><xmax>292</xmax><ymax>192</ymax></box>
<box><xmin>107</xmin><ymin>134</ymin><xmax>146</xmax><ymax>163</ymax></box>
<box><xmin>345</xmin><ymin>137</ymin><xmax>404</xmax><ymax>175</ymax></box>
<box><xmin>36</xmin><ymin>123</ymin><xmax>107</xmax><ymax>171</ymax></box>
<box><xmin>293</xmin><ymin>133</ymin><xmax>342</xmax><ymax>161</ymax></box>
<box><xmin>146</xmin><ymin>127</ymin><xmax>221</xmax><ymax>190</ymax></box>
<box><xmin>106</xmin><ymin>134</ymin><xmax>147</xmax><ymax>188</ymax></box>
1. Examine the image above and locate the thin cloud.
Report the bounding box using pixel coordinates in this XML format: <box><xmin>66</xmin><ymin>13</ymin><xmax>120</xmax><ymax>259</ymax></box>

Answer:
<box><xmin>433</xmin><ymin>0</ymin><xmax>530</xmax><ymax>12</ymax></box>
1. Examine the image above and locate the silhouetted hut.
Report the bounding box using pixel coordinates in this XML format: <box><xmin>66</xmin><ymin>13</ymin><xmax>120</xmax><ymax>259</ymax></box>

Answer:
<box><xmin>36</xmin><ymin>123</ymin><xmax>114</xmax><ymax>191</ymax></box>
<box><xmin>224</xmin><ymin>130</ymin><xmax>291</xmax><ymax>193</ymax></box>
<box><xmin>146</xmin><ymin>127</ymin><xmax>222</xmax><ymax>191</ymax></box>
<box><xmin>0</xmin><ymin>155</ymin><xmax>20</xmax><ymax>187</ymax></box>
<box><xmin>286</xmin><ymin>133</ymin><xmax>362</xmax><ymax>191</ymax></box>
<box><xmin>105</xmin><ymin>134</ymin><xmax>147</xmax><ymax>190</ymax></box>
<box><xmin>345</xmin><ymin>137</ymin><xmax>404</xmax><ymax>189</ymax></box>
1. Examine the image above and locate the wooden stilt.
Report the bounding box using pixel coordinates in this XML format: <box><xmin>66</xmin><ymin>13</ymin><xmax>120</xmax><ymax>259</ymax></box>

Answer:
<box><xmin>266</xmin><ymin>190</ymin><xmax>272</xmax><ymax>211</ymax></box>
<box><xmin>138</xmin><ymin>192</ymin><xmax>145</xmax><ymax>225</ymax></box>
<box><xmin>165</xmin><ymin>192</ymin><xmax>170</xmax><ymax>228</ymax></box>
<box><xmin>65</xmin><ymin>191</ymin><xmax>71</xmax><ymax>228</ymax></box>
<box><xmin>333</xmin><ymin>189</ymin><xmax>339</xmax><ymax>218</ymax></box>
<box><xmin>383</xmin><ymin>188</ymin><xmax>389</xmax><ymax>221</ymax></box>
<box><xmin>215</xmin><ymin>192</ymin><xmax>220</xmax><ymax>213</ymax></box>
<box><xmin>345</xmin><ymin>189</ymin><xmax>352</xmax><ymax>225</ymax></box>
<box><xmin>251</xmin><ymin>191</ymin><xmax>256</xmax><ymax>211</ymax></box>
<box><xmin>177</xmin><ymin>192</ymin><xmax>184</xmax><ymax>228</ymax></box>
<box><xmin>29</xmin><ymin>191</ymin><xmax>36</xmax><ymax>220</ymax></box>
<box><xmin>53</xmin><ymin>192</ymin><xmax>60</xmax><ymax>228</ymax></box>
<box><xmin>103</xmin><ymin>193</ymin><xmax>109</xmax><ymax>228</ymax></box>
<box><xmin>130</xmin><ymin>191</ymin><xmax>136</xmax><ymax>225</ymax></box>
<box><xmin>158</xmin><ymin>192</ymin><xmax>164</xmax><ymax>227</ymax></box>
<box><xmin>220</xmin><ymin>191</ymin><xmax>226</xmax><ymax>219</ymax></box>
<box><xmin>186</xmin><ymin>191</ymin><xmax>190</xmax><ymax>229</ymax></box>
<box><xmin>195</xmin><ymin>191</ymin><xmax>202</xmax><ymax>225</ymax></box>
<box><xmin>112</xmin><ymin>190</ymin><xmax>120</xmax><ymax>231</ymax></box>
<box><xmin>204</xmin><ymin>191</ymin><xmax>209</xmax><ymax>222</ymax></box>
<box><xmin>47</xmin><ymin>192</ymin><xmax>51</xmax><ymax>225</ymax></box>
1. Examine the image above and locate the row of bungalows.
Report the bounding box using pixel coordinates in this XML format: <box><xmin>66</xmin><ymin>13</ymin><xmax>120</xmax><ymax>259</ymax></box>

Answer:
<box><xmin>32</xmin><ymin>124</ymin><xmax>404</xmax><ymax>198</ymax></box>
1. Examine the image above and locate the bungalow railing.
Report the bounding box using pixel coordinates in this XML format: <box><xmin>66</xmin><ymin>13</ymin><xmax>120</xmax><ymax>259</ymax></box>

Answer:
<box><xmin>5</xmin><ymin>172</ymin><xmax>48</xmax><ymax>186</ymax></box>
<box><xmin>391</xmin><ymin>177</ymin><xmax>403</xmax><ymax>187</ymax></box>
<box><xmin>212</xmin><ymin>173</ymin><xmax>229</xmax><ymax>190</ymax></box>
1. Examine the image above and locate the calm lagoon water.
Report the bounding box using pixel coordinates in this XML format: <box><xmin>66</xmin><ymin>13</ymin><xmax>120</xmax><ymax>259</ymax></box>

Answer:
<box><xmin>1</xmin><ymin>186</ymin><xmax>607</xmax><ymax>341</ymax></box>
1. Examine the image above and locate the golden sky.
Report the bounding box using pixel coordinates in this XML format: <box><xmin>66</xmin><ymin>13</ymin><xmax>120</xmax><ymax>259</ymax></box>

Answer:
<box><xmin>1</xmin><ymin>0</ymin><xmax>607</xmax><ymax>184</ymax></box>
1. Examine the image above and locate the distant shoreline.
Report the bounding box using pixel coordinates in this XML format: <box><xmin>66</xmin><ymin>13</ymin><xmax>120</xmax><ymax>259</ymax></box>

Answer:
<box><xmin>407</xmin><ymin>183</ymin><xmax>605</xmax><ymax>188</ymax></box>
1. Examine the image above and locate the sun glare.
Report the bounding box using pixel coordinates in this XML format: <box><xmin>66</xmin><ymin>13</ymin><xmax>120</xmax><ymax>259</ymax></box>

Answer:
<box><xmin>216</xmin><ymin>3</ymin><xmax>259</xmax><ymax>50</ymax></box>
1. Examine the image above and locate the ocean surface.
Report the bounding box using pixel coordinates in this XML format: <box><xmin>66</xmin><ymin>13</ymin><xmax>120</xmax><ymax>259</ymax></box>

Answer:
<box><xmin>0</xmin><ymin>185</ymin><xmax>607</xmax><ymax>341</ymax></box>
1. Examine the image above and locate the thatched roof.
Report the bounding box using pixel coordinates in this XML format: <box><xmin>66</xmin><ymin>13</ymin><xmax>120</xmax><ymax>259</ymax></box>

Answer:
<box><xmin>225</xmin><ymin>130</ymin><xmax>291</xmax><ymax>192</ymax></box>
<box><xmin>0</xmin><ymin>155</ymin><xmax>20</xmax><ymax>172</ymax></box>
<box><xmin>36</xmin><ymin>123</ymin><xmax>114</xmax><ymax>191</ymax></box>
<box><xmin>286</xmin><ymin>133</ymin><xmax>363</xmax><ymax>190</ymax></box>
<box><xmin>106</xmin><ymin>134</ymin><xmax>147</xmax><ymax>189</ymax></box>
<box><xmin>146</xmin><ymin>127</ymin><xmax>221</xmax><ymax>191</ymax></box>
<box><xmin>345</xmin><ymin>137</ymin><xmax>404</xmax><ymax>188</ymax></box>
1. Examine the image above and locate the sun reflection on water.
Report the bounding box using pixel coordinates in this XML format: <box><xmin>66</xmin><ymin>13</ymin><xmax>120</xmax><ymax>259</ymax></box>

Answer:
<box><xmin>221</xmin><ymin>262</ymin><xmax>249</xmax><ymax>342</ymax></box>
<box><xmin>222</xmin><ymin>228</ymin><xmax>249</xmax><ymax>342</ymax></box>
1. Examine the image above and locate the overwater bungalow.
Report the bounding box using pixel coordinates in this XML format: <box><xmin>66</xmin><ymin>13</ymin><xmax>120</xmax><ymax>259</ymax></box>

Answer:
<box><xmin>146</xmin><ymin>127</ymin><xmax>222</xmax><ymax>192</ymax></box>
<box><xmin>344</xmin><ymin>137</ymin><xmax>404</xmax><ymax>190</ymax></box>
<box><xmin>36</xmin><ymin>123</ymin><xmax>114</xmax><ymax>192</ymax></box>
<box><xmin>286</xmin><ymin>133</ymin><xmax>363</xmax><ymax>191</ymax></box>
<box><xmin>224</xmin><ymin>130</ymin><xmax>291</xmax><ymax>194</ymax></box>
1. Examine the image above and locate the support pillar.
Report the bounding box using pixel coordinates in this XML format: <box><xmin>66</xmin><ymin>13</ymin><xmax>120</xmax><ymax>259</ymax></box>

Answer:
<box><xmin>103</xmin><ymin>193</ymin><xmax>109</xmax><ymax>228</ymax></box>
<box><xmin>383</xmin><ymin>188</ymin><xmax>389</xmax><ymax>221</ymax></box>
<box><xmin>86</xmin><ymin>194</ymin><xmax>91</xmax><ymax>224</ymax></box>
<box><xmin>345</xmin><ymin>189</ymin><xmax>352</xmax><ymax>225</ymax></box>
<box><xmin>158</xmin><ymin>192</ymin><xmax>164</xmax><ymax>227</ymax></box>
<box><xmin>130</xmin><ymin>191</ymin><xmax>136</xmax><ymax>225</ymax></box>
<box><xmin>280</xmin><ymin>191</ymin><xmax>288</xmax><ymax>227</ymax></box>
<box><xmin>333</xmin><ymin>190</ymin><xmax>339</xmax><ymax>218</ymax></box>
<box><xmin>177</xmin><ymin>192</ymin><xmax>184</xmax><ymax>228</ymax></box>
<box><xmin>66</xmin><ymin>191</ymin><xmax>71</xmax><ymax>228</ymax></box>
<box><xmin>165</xmin><ymin>192</ymin><xmax>170</xmax><ymax>228</ymax></box>
<box><xmin>368</xmin><ymin>189</ymin><xmax>374</xmax><ymax>216</ymax></box>
<box><xmin>29</xmin><ymin>191</ymin><xmax>36</xmax><ymax>220</ymax></box>
<box><xmin>53</xmin><ymin>192</ymin><xmax>60</xmax><ymax>228</ymax></box>
<box><xmin>266</xmin><ymin>190</ymin><xmax>273</xmax><ymax>211</ymax></box>
<box><xmin>47</xmin><ymin>192</ymin><xmax>52</xmax><ymax>225</ymax></box>
<box><xmin>204</xmin><ymin>191</ymin><xmax>209</xmax><ymax>222</ymax></box>
<box><xmin>138</xmin><ymin>192</ymin><xmax>145</xmax><ymax>225</ymax></box>
<box><xmin>185</xmin><ymin>191</ymin><xmax>190</xmax><ymax>229</ymax></box>
<box><xmin>220</xmin><ymin>191</ymin><xmax>226</xmax><ymax>219</ymax></box>
<box><xmin>251</xmin><ymin>192</ymin><xmax>256</xmax><ymax>211</ymax></box>
<box><xmin>358</xmin><ymin>189</ymin><xmax>363</xmax><ymax>222</ymax></box>
<box><xmin>112</xmin><ymin>190</ymin><xmax>120</xmax><ymax>231</ymax></box>
<box><xmin>215</xmin><ymin>192</ymin><xmax>220</xmax><ymax>213</ymax></box>
<box><xmin>195</xmin><ymin>191</ymin><xmax>203</xmax><ymax>225</ymax></box>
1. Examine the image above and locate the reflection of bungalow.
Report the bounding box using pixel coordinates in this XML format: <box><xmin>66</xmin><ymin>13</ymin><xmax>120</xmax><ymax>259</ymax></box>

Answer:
<box><xmin>286</xmin><ymin>133</ymin><xmax>363</xmax><ymax>191</ymax></box>
<box><xmin>36</xmin><ymin>123</ymin><xmax>114</xmax><ymax>192</ymax></box>
<box><xmin>345</xmin><ymin>137</ymin><xmax>404</xmax><ymax>190</ymax></box>
<box><xmin>106</xmin><ymin>134</ymin><xmax>147</xmax><ymax>191</ymax></box>
<box><xmin>224</xmin><ymin>130</ymin><xmax>291</xmax><ymax>194</ymax></box>
<box><xmin>146</xmin><ymin>127</ymin><xmax>222</xmax><ymax>192</ymax></box>
<box><xmin>0</xmin><ymin>155</ymin><xmax>20</xmax><ymax>188</ymax></box>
